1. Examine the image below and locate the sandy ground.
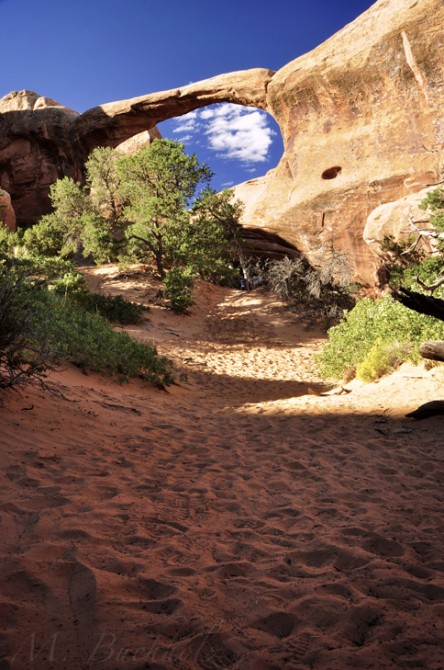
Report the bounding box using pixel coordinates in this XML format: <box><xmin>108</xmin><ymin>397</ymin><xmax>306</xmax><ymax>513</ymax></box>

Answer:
<box><xmin>1</xmin><ymin>265</ymin><xmax>443</xmax><ymax>670</ymax></box>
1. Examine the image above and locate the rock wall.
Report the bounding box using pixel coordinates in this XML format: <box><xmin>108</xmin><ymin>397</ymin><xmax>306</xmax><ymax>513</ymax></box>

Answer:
<box><xmin>0</xmin><ymin>91</ymin><xmax>82</xmax><ymax>227</ymax></box>
<box><xmin>236</xmin><ymin>0</ymin><xmax>444</xmax><ymax>284</ymax></box>
<box><xmin>1</xmin><ymin>0</ymin><xmax>443</xmax><ymax>284</ymax></box>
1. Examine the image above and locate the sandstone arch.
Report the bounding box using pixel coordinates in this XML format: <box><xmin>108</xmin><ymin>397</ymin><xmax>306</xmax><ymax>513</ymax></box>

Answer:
<box><xmin>71</xmin><ymin>69</ymin><xmax>275</xmax><ymax>151</ymax></box>
<box><xmin>1</xmin><ymin>0</ymin><xmax>444</xmax><ymax>285</ymax></box>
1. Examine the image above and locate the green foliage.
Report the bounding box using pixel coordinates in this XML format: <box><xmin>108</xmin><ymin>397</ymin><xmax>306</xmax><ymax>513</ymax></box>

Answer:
<box><xmin>162</xmin><ymin>267</ymin><xmax>195</xmax><ymax>314</ymax></box>
<box><xmin>44</xmin><ymin>266</ymin><xmax>145</xmax><ymax>324</ymax></box>
<box><xmin>36</xmin><ymin>290</ymin><xmax>173</xmax><ymax>387</ymax></box>
<box><xmin>419</xmin><ymin>188</ymin><xmax>444</xmax><ymax>212</ymax></box>
<box><xmin>392</xmin><ymin>256</ymin><xmax>444</xmax><ymax>296</ymax></box>
<box><xmin>187</xmin><ymin>188</ymin><xmax>245</xmax><ymax>283</ymax></box>
<box><xmin>0</xmin><ymin>261</ymin><xmax>49</xmax><ymax>388</ymax></box>
<box><xmin>118</xmin><ymin>139</ymin><xmax>213</xmax><ymax>278</ymax></box>
<box><xmin>0</xmin><ymin>227</ymin><xmax>23</xmax><ymax>256</ymax></box>
<box><xmin>0</xmin><ymin>256</ymin><xmax>171</xmax><ymax>389</ymax></box>
<box><xmin>72</xmin><ymin>292</ymin><xmax>146</xmax><ymax>325</ymax></box>
<box><xmin>24</xmin><ymin>150</ymin><xmax>125</xmax><ymax>262</ymax></box>
<box><xmin>23</xmin><ymin>177</ymin><xmax>88</xmax><ymax>258</ymax></box>
<box><xmin>23</xmin><ymin>142</ymin><xmax>245</xmax><ymax>312</ymax></box>
<box><xmin>317</xmin><ymin>296</ymin><xmax>444</xmax><ymax>380</ymax></box>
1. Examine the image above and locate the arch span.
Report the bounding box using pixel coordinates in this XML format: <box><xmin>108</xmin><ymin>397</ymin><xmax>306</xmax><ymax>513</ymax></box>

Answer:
<box><xmin>72</xmin><ymin>68</ymin><xmax>275</xmax><ymax>151</ymax></box>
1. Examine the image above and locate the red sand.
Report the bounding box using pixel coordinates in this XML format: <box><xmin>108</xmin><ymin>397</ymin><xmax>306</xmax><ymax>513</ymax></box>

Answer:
<box><xmin>1</xmin><ymin>267</ymin><xmax>443</xmax><ymax>670</ymax></box>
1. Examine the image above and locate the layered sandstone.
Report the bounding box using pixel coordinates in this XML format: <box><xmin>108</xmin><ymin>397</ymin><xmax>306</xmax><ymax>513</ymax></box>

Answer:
<box><xmin>1</xmin><ymin>0</ymin><xmax>443</xmax><ymax>283</ymax></box>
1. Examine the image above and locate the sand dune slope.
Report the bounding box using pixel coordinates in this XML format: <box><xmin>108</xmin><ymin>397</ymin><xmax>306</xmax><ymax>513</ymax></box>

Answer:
<box><xmin>1</xmin><ymin>270</ymin><xmax>443</xmax><ymax>670</ymax></box>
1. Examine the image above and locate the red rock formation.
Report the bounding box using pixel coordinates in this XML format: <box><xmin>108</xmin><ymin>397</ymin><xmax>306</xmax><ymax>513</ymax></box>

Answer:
<box><xmin>0</xmin><ymin>188</ymin><xmax>16</xmax><ymax>231</ymax></box>
<box><xmin>0</xmin><ymin>91</ymin><xmax>162</xmax><ymax>226</ymax></box>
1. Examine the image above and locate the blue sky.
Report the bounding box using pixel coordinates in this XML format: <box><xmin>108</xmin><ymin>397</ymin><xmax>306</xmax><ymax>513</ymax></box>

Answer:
<box><xmin>1</xmin><ymin>0</ymin><xmax>375</xmax><ymax>190</ymax></box>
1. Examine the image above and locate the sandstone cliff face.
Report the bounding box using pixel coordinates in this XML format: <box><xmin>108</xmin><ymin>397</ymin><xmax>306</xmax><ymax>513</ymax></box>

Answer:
<box><xmin>236</xmin><ymin>0</ymin><xmax>444</xmax><ymax>284</ymax></box>
<box><xmin>0</xmin><ymin>91</ymin><xmax>83</xmax><ymax>226</ymax></box>
<box><xmin>1</xmin><ymin>0</ymin><xmax>443</xmax><ymax>284</ymax></box>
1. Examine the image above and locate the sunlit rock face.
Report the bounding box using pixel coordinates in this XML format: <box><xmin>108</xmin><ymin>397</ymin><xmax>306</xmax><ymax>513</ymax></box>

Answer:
<box><xmin>236</xmin><ymin>0</ymin><xmax>444</xmax><ymax>284</ymax></box>
<box><xmin>1</xmin><ymin>0</ymin><xmax>443</xmax><ymax>285</ymax></box>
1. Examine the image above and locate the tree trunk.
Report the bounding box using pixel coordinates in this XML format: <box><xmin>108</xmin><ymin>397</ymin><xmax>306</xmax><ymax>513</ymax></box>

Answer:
<box><xmin>419</xmin><ymin>340</ymin><xmax>444</xmax><ymax>362</ymax></box>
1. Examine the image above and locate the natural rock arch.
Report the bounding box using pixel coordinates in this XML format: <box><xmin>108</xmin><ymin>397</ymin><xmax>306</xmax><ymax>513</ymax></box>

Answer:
<box><xmin>1</xmin><ymin>0</ymin><xmax>444</xmax><ymax>285</ymax></box>
<box><xmin>71</xmin><ymin>69</ymin><xmax>275</xmax><ymax>151</ymax></box>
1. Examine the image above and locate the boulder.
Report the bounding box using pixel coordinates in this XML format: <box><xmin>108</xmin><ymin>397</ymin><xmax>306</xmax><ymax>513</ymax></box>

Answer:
<box><xmin>364</xmin><ymin>187</ymin><xmax>436</xmax><ymax>259</ymax></box>
<box><xmin>0</xmin><ymin>188</ymin><xmax>16</xmax><ymax>231</ymax></box>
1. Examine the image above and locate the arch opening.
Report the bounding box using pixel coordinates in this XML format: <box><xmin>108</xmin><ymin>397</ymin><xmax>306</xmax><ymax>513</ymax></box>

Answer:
<box><xmin>159</xmin><ymin>103</ymin><xmax>284</xmax><ymax>192</ymax></box>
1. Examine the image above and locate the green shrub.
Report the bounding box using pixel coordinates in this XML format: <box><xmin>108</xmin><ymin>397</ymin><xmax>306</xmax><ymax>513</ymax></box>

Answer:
<box><xmin>47</xmin><ymin>270</ymin><xmax>146</xmax><ymax>324</ymax></box>
<box><xmin>0</xmin><ymin>258</ymin><xmax>172</xmax><ymax>389</ymax></box>
<box><xmin>162</xmin><ymin>267</ymin><xmax>195</xmax><ymax>314</ymax></box>
<box><xmin>73</xmin><ymin>292</ymin><xmax>146</xmax><ymax>325</ymax></box>
<box><xmin>0</xmin><ymin>262</ymin><xmax>51</xmax><ymax>388</ymax></box>
<box><xmin>317</xmin><ymin>295</ymin><xmax>444</xmax><ymax>380</ymax></box>
<box><xmin>390</xmin><ymin>256</ymin><xmax>444</xmax><ymax>295</ymax></box>
<box><xmin>34</xmin><ymin>290</ymin><xmax>173</xmax><ymax>387</ymax></box>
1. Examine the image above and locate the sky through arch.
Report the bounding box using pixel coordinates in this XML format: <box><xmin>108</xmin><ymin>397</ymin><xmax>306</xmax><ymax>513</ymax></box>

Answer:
<box><xmin>159</xmin><ymin>104</ymin><xmax>283</xmax><ymax>191</ymax></box>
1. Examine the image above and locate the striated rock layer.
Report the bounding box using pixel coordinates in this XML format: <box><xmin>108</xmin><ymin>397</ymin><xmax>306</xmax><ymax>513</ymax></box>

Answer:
<box><xmin>1</xmin><ymin>0</ymin><xmax>443</xmax><ymax>283</ymax></box>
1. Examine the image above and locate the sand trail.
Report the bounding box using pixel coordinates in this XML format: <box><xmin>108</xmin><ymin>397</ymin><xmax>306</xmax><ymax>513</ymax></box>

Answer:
<box><xmin>1</xmin><ymin>267</ymin><xmax>443</xmax><ymax>669</ymax></box>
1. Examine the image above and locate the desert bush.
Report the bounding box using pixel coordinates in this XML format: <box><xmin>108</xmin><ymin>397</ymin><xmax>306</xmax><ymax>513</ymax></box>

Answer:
<box><xmin>258</xmin><ymin>256</ymin><xmax>355</xmax><ymax>326</ymax></box>
<box><xmin>73</xmin><ymin>292</ymin><xmax>146</xmax><ymax>324</ymax></box>
<box><xmin>32</xmin><ymin>290</ymin><xmax>173</xmax><ymax>387</ymax></box>
<box><xmin>0</xmin><ymin>262</ymin><xmax>50</xmax><ymax>388</ymax></box>
<box><xmin>317</xmin><ymin>295</ymin><xmax>444</xmax><ymax>380</ymax></box>
<box><xmin>162</xmin><ymin>267</ymin><xmax>195</xmax><ymax>314</ymax></box>
<box><xmin>0</xmin><ymin>258</ymin><xmax>172</xmax><ymax>389</ymax></box>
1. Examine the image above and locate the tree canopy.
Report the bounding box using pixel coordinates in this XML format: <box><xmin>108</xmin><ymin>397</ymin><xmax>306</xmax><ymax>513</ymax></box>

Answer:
<box><xmin>24</xmin><ymin>140</ymin><xmax>245</xmax><ymax>294</ymax></box>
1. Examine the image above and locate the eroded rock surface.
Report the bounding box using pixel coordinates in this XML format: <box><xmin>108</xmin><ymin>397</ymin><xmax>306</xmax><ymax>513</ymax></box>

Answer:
<box><xmin>236</xmin><ymin>0</ymin><xmax>444</xmax><ymax>284</ymax></box>
<box><xmin>0</xmin><ymin>188</ymin><xmax>16</xmax><ymax>231</ymax></box>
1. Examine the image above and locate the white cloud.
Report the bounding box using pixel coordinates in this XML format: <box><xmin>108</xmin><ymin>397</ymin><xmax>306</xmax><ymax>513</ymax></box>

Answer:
<box><xmin>170</xmin><ymin>103</ymin><xmax>275</xmax><ymax>164</ymax></box>
<box><xmin>172</xmin><ymin>110</ymin><xmax>199</xmax><ymax>134</ymax></box>
<box><xmin>199</xmin><ymin>108</ymin><xmax>216</xmax><ymax>120</ymax></box>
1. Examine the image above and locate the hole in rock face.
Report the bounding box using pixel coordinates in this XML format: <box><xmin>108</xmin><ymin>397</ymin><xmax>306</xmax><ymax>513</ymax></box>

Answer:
<box><xmin>322</xmin><ymin>166</ymin><xmax>342</xmax><ymax>180</ymax></box>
